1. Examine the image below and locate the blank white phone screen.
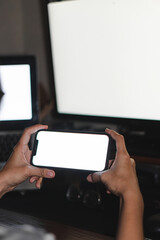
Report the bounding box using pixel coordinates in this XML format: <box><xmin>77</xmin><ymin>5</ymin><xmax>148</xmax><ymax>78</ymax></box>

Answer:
<box><xmin>32</xmin><ymin>131</ymin><xmax>109</xmax><ymax>171</ymax></box>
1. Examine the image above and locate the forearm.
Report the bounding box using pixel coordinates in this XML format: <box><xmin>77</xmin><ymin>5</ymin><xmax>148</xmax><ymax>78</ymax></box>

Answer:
<box><xmin>116</xmin><ymin>191</ymin><xmax>144</xmax><ymax>240</ymax></box>
<box><xmin>0</xmin><ymin>172</ymin><xmax>8</xmax><ymax>198</ymax></box>
<box><xmin>0</xmin><ymin>170</ymin><xmax>15</xmax><ymax>198</ymax></box>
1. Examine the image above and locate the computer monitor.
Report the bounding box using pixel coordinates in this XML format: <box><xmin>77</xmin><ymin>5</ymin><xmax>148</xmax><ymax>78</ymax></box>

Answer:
<box><xmin>45</xmin><ymin>0</ymin><xmax>160</xmax><ymax>157</ymax></box>
<box><xmin>0</xmin><ymin>55</ymin><xmax>38</xmax><ymax>130</ymax></box>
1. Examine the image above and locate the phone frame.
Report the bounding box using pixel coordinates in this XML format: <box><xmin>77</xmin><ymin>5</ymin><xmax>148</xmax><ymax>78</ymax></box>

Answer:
<box><xmin>31</xmin><ymin>129</ymin><xmax>111</xmax><ymax>172</ymax></box>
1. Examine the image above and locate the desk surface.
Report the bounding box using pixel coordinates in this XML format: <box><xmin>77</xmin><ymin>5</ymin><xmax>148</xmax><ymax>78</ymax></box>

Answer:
<box><xmin>46</xmin><ymin>219</ymin><xmax>114</xmax><ymax>240</ymax></box>
<box><xmin>133</xmin><ymin>155</ymin><xmax>160</xmax><ymax>165</ymax></box>
<box><xmin>0</xmin><ymin>157</ymin><xmax>159</xmax><ymax>239</ymax></box>
<box><xmin>0</xmin><ymin>208</ymin><xmax>114</xmax><ymax>240</ymax></box>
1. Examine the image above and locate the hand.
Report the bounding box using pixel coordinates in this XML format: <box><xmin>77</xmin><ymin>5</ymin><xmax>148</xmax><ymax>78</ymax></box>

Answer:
<box><xmin>0</xmin><ymin>124</ymin><xmax>55</xmax><ymax>198</ymax></box>
<box><xmin>87</xmin><ymin>129</ymin><xmax>144</xmax><ymax>240</ymax></box>
<box><xmin>87</xmin><ymin>128</ymin><xmax>140</xmax><ymax>198</ymax></box>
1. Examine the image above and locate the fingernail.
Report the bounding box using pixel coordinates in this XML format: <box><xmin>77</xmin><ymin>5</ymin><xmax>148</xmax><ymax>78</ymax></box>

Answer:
<box><xmin>47</xmin><ymin>171</ymin><xmax>55</xmax><ymax>178</ymax></box>
<box><xmin>36</xmin><ymin>183</ymin><xmax>41</xmax><ymax>189</ymax></box>
<box><xmin>30</xmin><ymin>178</ymin><xmax>36</xmax><ymax>183</ymax></box>
<box><xmin>86</xmin><ymin>174</ymin><xmax>93</xmax><ymax>183</ymax></box>
<box><xmin>105</xmin><ymin>128</ymin><xmax>111</xmax><ymax>133</ymax></box>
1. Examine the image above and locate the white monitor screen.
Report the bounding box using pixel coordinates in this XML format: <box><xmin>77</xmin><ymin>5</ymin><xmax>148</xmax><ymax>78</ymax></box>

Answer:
<box><xmin>0</xmin><ymin>64</ymin><xmax>32</xmax><ymax>121</ymax></box>
<box><xmin>48</xmin><ymin>0</ymin><xmax>160</xmax><ymax>121</ymax></box>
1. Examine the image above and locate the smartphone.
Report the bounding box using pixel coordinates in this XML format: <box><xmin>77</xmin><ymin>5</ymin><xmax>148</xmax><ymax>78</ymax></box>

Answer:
<box><xmin>31</xmin><ymin>130</ymin><xmax>110</xmax><ymax>171</ymax></box>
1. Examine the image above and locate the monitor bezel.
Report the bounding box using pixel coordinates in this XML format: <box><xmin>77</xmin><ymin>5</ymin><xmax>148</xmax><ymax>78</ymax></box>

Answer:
<box><xmin>44</xmin><ymin>0</ymin><xmax>160</xmax><ymax>134</ymax></box>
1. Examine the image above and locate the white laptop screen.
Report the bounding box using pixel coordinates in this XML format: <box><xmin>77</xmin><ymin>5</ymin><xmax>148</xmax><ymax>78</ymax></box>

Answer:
<box><xmin>0</xmin><ymin>64</ymin><xmax>32</xmax><ymax>121</ymax></box>
<box><xmin>0</xmin><ymin>56</ymin><xmax>38</xmax><ymax>130</ymax></box>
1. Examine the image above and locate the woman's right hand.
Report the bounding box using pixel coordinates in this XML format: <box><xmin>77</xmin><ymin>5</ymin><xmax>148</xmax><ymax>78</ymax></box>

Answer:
<box><xmin>87</xmin><ymin>128</ymin><xmax>140</xmax><ymax>198</ymax></box>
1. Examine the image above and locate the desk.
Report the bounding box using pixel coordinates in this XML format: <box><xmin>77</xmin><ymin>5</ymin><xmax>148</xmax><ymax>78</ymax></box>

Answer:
<box><xmin>133</xmin><ymin>155</ymin><xmax>160</xmax><ymax>165</ymax></box>
<box><xmin>45</xmin><ymin>219</ymin><xmax>114</xmax><ymax>240</ymax></box>
<box><xmin>0</xmin><ymin>208</ymin><xmax>114</xmax><ymax>240</ymax></box>
<box><xmin>0</xmin><ymin>157</ymin><xmax>159</xmax><ymax>239</ymax></box>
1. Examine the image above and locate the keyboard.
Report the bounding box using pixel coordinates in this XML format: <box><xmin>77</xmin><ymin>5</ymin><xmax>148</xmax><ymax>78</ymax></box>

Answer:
<box><xmin>0</xmin><ymin>133</ymin><xmax>21</xmax><ymax>163</ymax></box>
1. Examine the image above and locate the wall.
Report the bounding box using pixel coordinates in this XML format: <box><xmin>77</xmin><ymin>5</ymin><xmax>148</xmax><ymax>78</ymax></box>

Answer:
<box><xmin>0</xmin><ymin>0</ymin><xmax>24</xmax><ymax>54</ymax></box>
<box><xmin>0</xmin><ymin>0</ymin><xmax>51</xmax><ymax>98</ymax></box>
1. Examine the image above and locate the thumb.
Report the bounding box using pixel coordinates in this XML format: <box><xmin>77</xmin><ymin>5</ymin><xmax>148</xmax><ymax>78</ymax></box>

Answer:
<box><xmin>87</xmin><ymin>170</ymin><xmax>110</xmax><ymax>185</ymax></box>
<box><xmin>29</xmin><ymin>166</ymin><xmax>55</xmax><ymax>179</ymax></box>
<box><xmin>87</xmin><ymin>171</ymin><xmax>103</xmax><ymax>183</ymax></box>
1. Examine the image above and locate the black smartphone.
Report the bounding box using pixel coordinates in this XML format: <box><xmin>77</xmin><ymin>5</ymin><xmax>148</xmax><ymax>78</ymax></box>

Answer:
<box><xmin>31</xmin><ymin>130</ymin><xmax>110</xmax><ymax>171</ymax></box>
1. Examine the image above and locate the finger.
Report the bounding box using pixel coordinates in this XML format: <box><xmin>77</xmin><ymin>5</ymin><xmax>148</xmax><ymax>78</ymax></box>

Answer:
<box><xmin>28</xmin><ymin>166</ymin><xmax>55</xmax><ymax>179</ymax></box>
<box><xmin>35</xmin><ymin>177</ymin><xmax>43</xmax><ymax>189</ymax></box>
<box><xmin>19</xmin><ymin>124</ymin><xmax>48</xmax><ymax>145</ymax></box>
<box><xmin>87</xmin><ymin>171</ymin><xmax>103</xmax><ymax>183</ymax></box>
<box><xmin>29</xmin><ymin>176</ymin><xmax>39</xmax><ymax>183</ymax></box>
<box><xmin>130</xmin><ymin>158</ymin><xmax>136</xmax><ymax>167</ymax></box>
<box><xmin>130</xmin><ymin>158</ymin><xmax>137</xmax><ymax>174</ymax></box>
<box><xmin>25</xmin><ymin>149</ymin><xmax>32</xmax><ymax>164</ymax></box>
<box><xmin>105</xmin><ymin>128</ymin><xmax>128</xmax><ymax>155</ymax></box>
<box><xmin>106</xmin><ymin>190</ymin><xmax>111</xmax><ymax>194</ymax></box>
<box><xmin>87</xmin><ymin>172</ymin><xmax>112</xmax><ymax>195</ymax></box>
<box><xmin>108</xmin><ymin>159</ymin><xmax>114</xmax><ymax>168</ymax></box>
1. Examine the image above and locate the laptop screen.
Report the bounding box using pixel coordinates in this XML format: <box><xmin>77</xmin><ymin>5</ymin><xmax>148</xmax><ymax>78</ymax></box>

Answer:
<box><xmin>0</xmin><ymin>56</ymin><xmax>38</xmax><ymax>130</ymax></box>
<box><xmin>0</xmin><ymin>64</ymin><xmax>32</xmax><ymax>121</ymax></box>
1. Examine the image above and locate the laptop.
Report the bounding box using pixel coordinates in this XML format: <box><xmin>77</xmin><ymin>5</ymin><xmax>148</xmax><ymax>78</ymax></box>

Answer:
<box><xmin>0</xmin><ymin>55</ymin><xmax>39</xmax><ymax>167</ymax></box>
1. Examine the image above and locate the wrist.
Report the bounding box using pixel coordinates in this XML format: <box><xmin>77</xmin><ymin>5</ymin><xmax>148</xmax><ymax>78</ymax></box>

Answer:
<box><xmin>121</xmin><ymin>188</ymin><xmax>144</xmax><ymax>211</ymax></box>
<box><xmin>0</xmin><ymin>170</ymin><xmax>13</xmax><ymax>198</ymax></box>
<box><xmin>0</xmin><ymin>178</ymin><xmax>7</xmax><ymax>198</ymax></box>
<box><xmin>117</xmin><ymin>188</ymin><xmax>144</xmax><ymax>240</ymax></box>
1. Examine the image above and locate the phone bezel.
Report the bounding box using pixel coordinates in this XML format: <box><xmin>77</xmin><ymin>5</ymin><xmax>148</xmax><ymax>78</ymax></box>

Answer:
<box><xmin>31</xmin><ymin>129</ymin><xmax>111</xmax><ymax>172</ymax></box>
